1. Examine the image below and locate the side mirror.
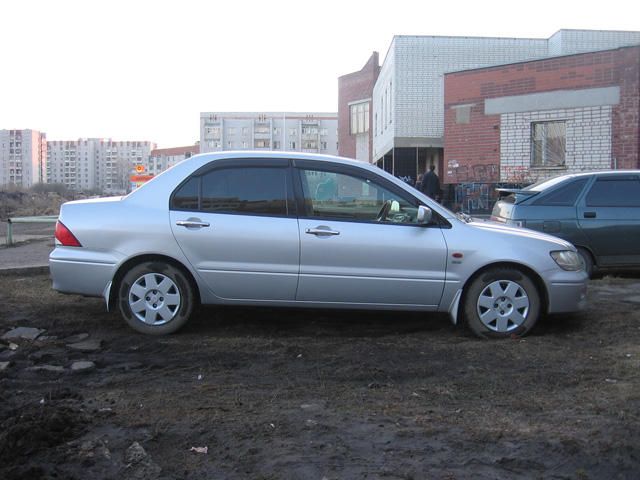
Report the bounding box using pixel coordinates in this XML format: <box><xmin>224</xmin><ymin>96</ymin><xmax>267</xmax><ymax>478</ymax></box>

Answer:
<box><xmin>417</xmin><ymin>205</ymin><xmax>432</xmax><ymax>224</ymax></box>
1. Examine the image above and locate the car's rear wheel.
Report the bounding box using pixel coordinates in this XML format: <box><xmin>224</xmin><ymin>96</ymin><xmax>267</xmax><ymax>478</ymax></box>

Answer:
<box><xmin>576</xmin><ymin>247</ymin><xmax>594</xmax><ymax>278</ymax></box>
<box><xmin>118</xmin><ymin>261</ymin><xmax>194</xmax><ymax>335</ymax></box>
<box><xmin>463</xmin><ymin>267</ymin><xmax>541</xmax><ymax>339</ymax></box>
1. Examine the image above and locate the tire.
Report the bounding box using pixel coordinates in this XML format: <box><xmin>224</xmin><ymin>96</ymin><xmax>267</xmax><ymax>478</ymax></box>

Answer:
<box><xmin>576</xmin><ymin>247</ymin><xmax>594</xmax><ymax>278</ymax></box>
<box><xmin>463</xmin><ymin>267</ymin><xmax>541</xmax><ymax>339</ymax></box>
<box><xmin>118</xmin><ymin>261</ymin><xmax>195</xmax><ymax>335</ymax></box>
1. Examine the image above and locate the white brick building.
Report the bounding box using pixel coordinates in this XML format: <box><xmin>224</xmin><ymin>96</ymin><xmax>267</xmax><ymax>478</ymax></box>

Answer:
<box><xmin>0</xmin><ymin>129</ymin><xmax>47</xmax><ymax>188</ymax></box>
<box><xmin>200</xmin><ymin>112</ymin><xmax>338</xmax><ymax>156</ymax></box>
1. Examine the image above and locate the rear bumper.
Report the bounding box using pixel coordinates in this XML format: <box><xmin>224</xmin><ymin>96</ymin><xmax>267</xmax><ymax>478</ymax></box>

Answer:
<box><xmin>49</xmin><ymin>247</ymin><xmax>119</xmax><ymax>297</ymax></box>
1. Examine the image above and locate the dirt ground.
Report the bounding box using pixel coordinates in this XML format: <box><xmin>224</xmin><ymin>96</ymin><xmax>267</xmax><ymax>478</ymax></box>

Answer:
<box><xmin>1</xmin><ymin>272</ymin><xmax>639</xmax><ymax>480</ymax></box>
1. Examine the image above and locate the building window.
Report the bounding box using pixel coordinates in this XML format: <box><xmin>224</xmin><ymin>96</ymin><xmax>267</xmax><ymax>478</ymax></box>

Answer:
<box><xmin>289</xmin><ymin>128</ymin><xmax>297</xmax><ymax>136</ymax></box>
<box><xmin>206</xmin><ymin>127</ymin><xmax>221</xmax><ymax>138</ymax></box>
<box><xmin>273</xmin><ymin>141</ymin><xmax>281</xmax><ymax>149</ymax></box>
<box><xmin>350</xmin><ymin>101</ymin><xmax>369</xmax><ymax>135</ymax></box>
<box><xmin>255</xmin><ymin>139</ymin><xmax>270</xmax><ymax>148</ymax></box>
<box><xmin>290</xmin><ymin>141</ymin><xmax>296</xmax><ymax>150</ymax></box>
<box><xmin>531</xmin><ymin>121</ymin><xmax>566</xmax><ymax>168</ymax></box>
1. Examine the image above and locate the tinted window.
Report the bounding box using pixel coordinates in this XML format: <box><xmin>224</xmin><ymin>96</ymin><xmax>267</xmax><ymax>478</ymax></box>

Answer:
<box><xmin>299</xmin><ymin>168</ymin><xmax>419</xmax><ymax>224</ymax></box>
<box><xmin>200</xmin><ymin>167</ymin><xmax>289</xmax><ymax>215</ymax></box>
<box><xmin>171</xmin><ymin>167</ymin><xmax>290</xmax><ymax>215</ymax></box>
<box><xmin>586</xmin><ymin>178</ymin><xmax>640</xmax><ymax>207</ymax></box>
<box><xmin>171</xmin><ymin>177</ymin><xmax>199</xmax><ymax>210</ymax></box>
<box><xmin>533</xmin><ymin>178</ymin><xmax>588</xmax><ymax>206</ymax></box>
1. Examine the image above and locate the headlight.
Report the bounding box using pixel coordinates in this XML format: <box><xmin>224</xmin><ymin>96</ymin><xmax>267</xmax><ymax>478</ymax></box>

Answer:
<box><xmin>550</xmin><ymin>250</ymin><xmax>583</xmax><ymax>271</ymax></box>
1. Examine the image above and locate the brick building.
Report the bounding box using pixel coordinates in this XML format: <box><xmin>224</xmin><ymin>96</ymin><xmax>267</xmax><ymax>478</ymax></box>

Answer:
<box><xmin>443</xmin><ymin>45</ymin><xmax>639</xmax><ymax>211</ymax></box>
<box><xmin>337</xmin><ymin>52</ymin><xmax>380</xmax><ymax>163</ymax></box>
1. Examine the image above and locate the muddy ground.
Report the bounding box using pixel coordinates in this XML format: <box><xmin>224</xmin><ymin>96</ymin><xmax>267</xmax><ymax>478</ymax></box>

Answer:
<box><xmin>0</xmin><ymin>272</ymin><xmax>639</xmax><ymax>480</ymax></box>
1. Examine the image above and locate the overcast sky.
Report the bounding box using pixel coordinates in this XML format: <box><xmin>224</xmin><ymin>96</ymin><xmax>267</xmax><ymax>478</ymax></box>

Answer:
<box><xmin>1</xmin><ymin>0</ymin><xmax>637</xmax><ymax>148</ymax></box>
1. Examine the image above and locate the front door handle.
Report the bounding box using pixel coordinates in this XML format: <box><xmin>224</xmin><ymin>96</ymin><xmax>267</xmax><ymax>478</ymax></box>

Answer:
<box><xmin>583</xmin><ymin>211</ymin><xmax>596</xmax><ymax>219</ymax></box>
<box><xmin>305</xmin><ymin>227</ymin><xmax>340</xmax><ymax>236</ymax></box>
<box><xmin>176</xmin><ymin>219</ymin><xmax>210</xmax><ymax>228</ymax></box>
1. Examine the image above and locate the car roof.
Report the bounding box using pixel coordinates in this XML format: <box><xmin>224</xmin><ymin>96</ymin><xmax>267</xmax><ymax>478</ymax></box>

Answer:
<box><xmin>189</xmin><ymin>150</ymin><xmax>371</xmax><ymax>168</ymax></box>
<box><xmin>525</xmin><ymin>169</ymin><xmax>640</xmax><ymax>190</ymax></box>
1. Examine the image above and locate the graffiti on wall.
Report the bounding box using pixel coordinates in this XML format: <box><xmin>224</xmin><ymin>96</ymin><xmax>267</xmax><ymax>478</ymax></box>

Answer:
<box><xmin>447</xmin><ymin>160</ymin><xmax>499</xmax><ymax>183</ymax></box>
<box><xmin>453</xmin><ymin>182</ymin><xmax>528</xmax><ymax>214</ymax></box>
<box><xmin>454</xmin><ymin>183</ymin><xmax>492</xmax><ymax>213</ymax></box>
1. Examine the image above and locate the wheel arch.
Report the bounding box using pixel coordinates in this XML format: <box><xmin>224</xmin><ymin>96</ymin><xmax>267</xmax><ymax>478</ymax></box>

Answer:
<box><xmin>574</xmin><ymin>244</ymin><xmax>596</xmax><ymax>266</ymax></box>
<box><xmin>459</xmin><ymin>261</ymin><xmax>549</xmax><ymax>319</ymax></box>
<box><xmin>108</xmin><ymin>254</ymin><xmax>201</xmax><ymax>311</ymax></box>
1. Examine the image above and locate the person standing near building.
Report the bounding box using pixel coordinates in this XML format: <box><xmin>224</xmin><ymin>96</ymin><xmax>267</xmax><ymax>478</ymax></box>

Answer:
<box><xmin>421</xmin><ymin>165</ymin><xmax>440</xmax><ymax>202</ymax></box>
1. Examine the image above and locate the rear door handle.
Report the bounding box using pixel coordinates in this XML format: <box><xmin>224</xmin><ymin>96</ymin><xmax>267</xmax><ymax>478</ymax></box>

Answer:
<box><xmin>305</xmin><ymin>227</ymin><xmax>340</xmax><ymax>236</ymax></box>
<box><xmin>583</xmin><ymin>212</ymin><xmax>596</xmax><ymax>219</ymax></box>
<box><xmin>176</xmin><ymin>219</ymin><xmax>210</xmax><ymax>228</ymax></box>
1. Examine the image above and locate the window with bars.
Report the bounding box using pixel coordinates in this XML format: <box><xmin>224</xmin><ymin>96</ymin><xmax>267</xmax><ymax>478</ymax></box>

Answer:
<box><xmin>531</xmin><ymin>121</ymin><xmax>566</xmax><ymax>168</ymax></box>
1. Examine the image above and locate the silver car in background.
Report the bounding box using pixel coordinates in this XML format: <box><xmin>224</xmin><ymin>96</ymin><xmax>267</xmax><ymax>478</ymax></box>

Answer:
<box><xmin>50</xmin><ymin>152</ymin><xmax>588</xmax><ymax>338</ymax></box>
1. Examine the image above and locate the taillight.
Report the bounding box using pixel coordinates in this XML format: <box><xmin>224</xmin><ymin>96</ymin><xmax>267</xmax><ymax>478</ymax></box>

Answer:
<box><xmin>55</xmin><ymin>221</ymin><xmax>82</xmax><ymax>247</ymax></box>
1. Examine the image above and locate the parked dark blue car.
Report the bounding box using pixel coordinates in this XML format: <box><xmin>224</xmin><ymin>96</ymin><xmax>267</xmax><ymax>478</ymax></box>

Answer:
<box><xmin>491</xmin><ymin>170</ymin><xmax>640</xmax><ymax>276</ymax></box>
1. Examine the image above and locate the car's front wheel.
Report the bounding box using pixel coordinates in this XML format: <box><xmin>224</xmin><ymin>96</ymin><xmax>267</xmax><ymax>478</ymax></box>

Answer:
<box><xmin>118</xmin><ymin>261</ymin><xmax>195</xmax><ymax>335</ymax></box>
<box><xmin>463</xmin><ymin>267</ymin><xmax>541</xmax><ymax>339</ymax></box>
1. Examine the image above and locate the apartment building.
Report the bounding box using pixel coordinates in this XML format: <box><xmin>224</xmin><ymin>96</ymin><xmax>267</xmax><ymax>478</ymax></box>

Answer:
<box><xmin>200</xmin><ymin>112</ymin><xmax>338</xmax><ymax>155</ymax></box>
<box><xmin>0</xmin><ymin>129</ymin><xmax>47</xmax><ymax>188</ymax></box>
<box><xmin>144</xmin><ymin>144</ymin><xmax>200</xmax><ymax>176</ymax></box>
<box><xmin>47</xmin><ymin>138</ymin><xmax>155</xmax><ymax>193</ymax></box>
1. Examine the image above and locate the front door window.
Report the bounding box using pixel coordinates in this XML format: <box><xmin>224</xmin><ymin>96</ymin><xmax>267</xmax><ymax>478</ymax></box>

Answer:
<box><xmin>299</xmin><ymin>169</ymin><xmax>420</xmax><ymax>224</ymax></box>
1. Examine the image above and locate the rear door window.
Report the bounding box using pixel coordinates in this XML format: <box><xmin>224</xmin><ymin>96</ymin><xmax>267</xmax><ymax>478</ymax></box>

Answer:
<box><xmin>585</xmin><ymin>177</ymin><xmax>640</xmax><ymax>207</ymax></box>
<box><xmin>171</xmin><ymin>166</ymin><xmax>293</xmax><ymax>216</ymax></box>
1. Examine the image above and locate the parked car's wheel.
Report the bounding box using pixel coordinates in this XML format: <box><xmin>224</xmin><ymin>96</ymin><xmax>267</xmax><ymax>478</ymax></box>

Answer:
<box><xmin>118</xmin><ymin>261</ymin><xmax>194</xmax><ymax>335</ymax></box>
<box><xmin>576</xmin><ymin>247</ymin><xmax>594</xmax><ymax>278</ymax></box>
<box><xmin>463</xmin><ymin>267</ymin><xmax>541</xmax><ymax>339</ymax></box>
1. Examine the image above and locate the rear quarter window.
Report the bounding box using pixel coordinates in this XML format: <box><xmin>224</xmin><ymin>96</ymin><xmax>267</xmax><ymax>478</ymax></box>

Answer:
<box><xmin>532</xmin><ymin>178</ymin><xmax>588</xmax><ymax>206</ymax></box>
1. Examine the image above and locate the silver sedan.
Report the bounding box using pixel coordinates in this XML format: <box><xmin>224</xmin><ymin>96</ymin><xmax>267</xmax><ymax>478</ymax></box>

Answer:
<box><xmin>50</xmin><ymin>152</ymin><xmax>588</xmax><ymax>338</ymax></box>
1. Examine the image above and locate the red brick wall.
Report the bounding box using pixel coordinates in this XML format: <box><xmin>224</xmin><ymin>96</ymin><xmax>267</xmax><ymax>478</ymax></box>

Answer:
<box><xmin>338</xmin><ymin>52</ymin><xmax>380</xmax><ymax>161</ymax></box>
<box><xmin>444</xmin><ymin>45</ymin><xmax>640</xmax><ymax>184</ymax></box>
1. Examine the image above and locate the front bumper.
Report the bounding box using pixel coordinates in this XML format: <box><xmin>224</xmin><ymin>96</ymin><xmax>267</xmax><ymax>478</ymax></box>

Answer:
<box><xmin>546</xmin><ymin>279</ymin><xmax>588</xmax><ymax>313</ymax></box>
